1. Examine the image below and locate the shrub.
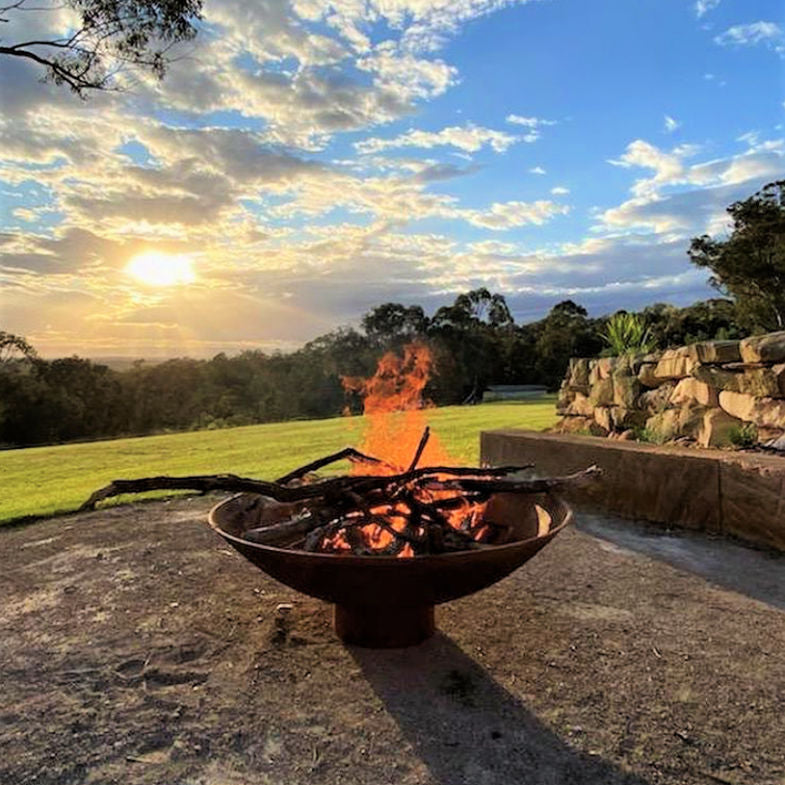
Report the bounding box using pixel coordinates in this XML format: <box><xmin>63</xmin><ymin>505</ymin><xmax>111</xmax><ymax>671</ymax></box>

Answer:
<box><xmin>635</xmin><ymin>425</ymin><xmax>668</xmax><ymax>445</ymax></box>
<box><xmin>727</xmin><ymin>422</ymin><xmax>758</xmax><ymax>448</ymax></box>
<box><xmin>602</xmin><ymin>313</ymin><xmax>657</xmax><ymax>356</ymax></box>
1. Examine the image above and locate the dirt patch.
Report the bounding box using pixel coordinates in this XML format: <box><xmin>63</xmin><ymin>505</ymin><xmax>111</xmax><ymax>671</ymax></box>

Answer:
<box><xmin>1</xmin><ymin>496</ymin><xmax>783</xmax><ymax>784</ymax></box>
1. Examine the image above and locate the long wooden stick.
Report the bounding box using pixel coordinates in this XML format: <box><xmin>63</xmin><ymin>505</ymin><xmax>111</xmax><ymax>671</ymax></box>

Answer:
<box><xmin>423</xmin><ymin>466</ymin><xmax>602</xmax><ymax>494</ymax></box>
<box><xmin>242</xmin><ymin>514</ymin><xmax>316</xmax><ymax>544</ymax></box>
<box><xmin>407</xmin><ymin>426</ymin><xmax>430</xmax><ymax>472</ymax></box>
<box><xmin>274</xmin><ymin>447</ymin><xmax>390</xmax><ymax>486</ymax></box>
<box><xmin>78</xmin><ymin>464</ymin><xmax>535</xmax><ymax>512</ymax></box>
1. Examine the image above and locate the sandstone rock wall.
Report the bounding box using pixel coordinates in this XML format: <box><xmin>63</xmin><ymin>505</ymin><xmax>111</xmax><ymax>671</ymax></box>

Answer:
<box><xmin>556</xmin><ymin>332</ymin><xmax>785</xmax><ymax>448</ymax></box>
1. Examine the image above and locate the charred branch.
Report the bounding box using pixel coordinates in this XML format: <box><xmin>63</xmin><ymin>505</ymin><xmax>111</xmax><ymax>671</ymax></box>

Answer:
<box><xmin>79</xmin><ymin>462</ymin><xmax>534</xmax><ymax>512</ymax></box>
<box><xmin>79</xmin><ymin>444</ymin><xmax>597</xmax><ymax>557</ymax></box>
<box><xmin>407</xmin><ymin>426</ymin><xmax>430</xmax><ymax>472</ymax></box>
<box><xmin>274</xmin><ymin>447</ymin><xmax>389</xmax><ymax>486</ymax></box>
<box><xmin>422</xmin><ymin>466</ymin><xmax>602</xmax><ymax>495</ymax></box>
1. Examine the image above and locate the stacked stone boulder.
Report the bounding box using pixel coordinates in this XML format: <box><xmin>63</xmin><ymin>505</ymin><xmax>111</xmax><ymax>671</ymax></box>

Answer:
<box><xmin>556</xmin><ymin>332</ymin><xmax>785</xmax><ymax>448</ymax></box>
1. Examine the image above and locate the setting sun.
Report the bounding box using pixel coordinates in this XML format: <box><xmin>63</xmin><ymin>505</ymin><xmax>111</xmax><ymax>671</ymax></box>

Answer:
<box><xmin>125</xmin><ymin>251</ymin><xmax>196</xmax><ymax>287</ymax></box>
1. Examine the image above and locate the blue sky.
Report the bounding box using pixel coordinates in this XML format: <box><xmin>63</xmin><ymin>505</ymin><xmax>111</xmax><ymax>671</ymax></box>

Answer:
<box><xmin>0</xmin><ymin>0</ymin><xmax>783</xmax><ymax>356</ymax></box>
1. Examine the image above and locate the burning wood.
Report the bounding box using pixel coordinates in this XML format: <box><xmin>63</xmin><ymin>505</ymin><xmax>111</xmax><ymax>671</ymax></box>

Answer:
<box><xmin>80</xmin><ymin>426</ymin><xmax>600</xmax><ymax>557</ymax></box>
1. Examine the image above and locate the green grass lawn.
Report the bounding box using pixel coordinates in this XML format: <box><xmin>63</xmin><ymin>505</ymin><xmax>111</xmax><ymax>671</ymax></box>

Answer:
<box><xmin>0</xmin><ymin>398</ymin><xmax>557</xmax><ymax>524</ymax></box>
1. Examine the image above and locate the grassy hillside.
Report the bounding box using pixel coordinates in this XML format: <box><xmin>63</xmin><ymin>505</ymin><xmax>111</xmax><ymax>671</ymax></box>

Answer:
<box><xmin>0</xmin><ymin>398</ymin><xmax>557</xmax><ymax>524</ymax></box>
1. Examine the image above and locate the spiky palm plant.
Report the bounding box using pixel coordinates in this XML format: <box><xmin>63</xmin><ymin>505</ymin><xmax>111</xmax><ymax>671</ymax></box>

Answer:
<box><xmin>602</xmin><ymin>313</ymin><xmax>657</xmax><ymax>356</ymax></box>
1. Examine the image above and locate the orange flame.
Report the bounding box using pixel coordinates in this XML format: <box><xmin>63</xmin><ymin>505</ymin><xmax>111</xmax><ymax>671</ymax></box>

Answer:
<box><xmin>342</xmin><ymin>343</ymin><xmax>451</xmax><ymax>473</ymax></box>
<box><xmin>333</xmin><ymin>343</ymin><xmax>490</xmax><ymax>557</ymax></box>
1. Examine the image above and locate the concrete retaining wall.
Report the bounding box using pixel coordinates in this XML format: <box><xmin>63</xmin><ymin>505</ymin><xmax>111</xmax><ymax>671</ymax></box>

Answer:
<box><xmin>481</xmin><ymin>429</ymin><xmax>785</xmax><ymax>552</ymax></box>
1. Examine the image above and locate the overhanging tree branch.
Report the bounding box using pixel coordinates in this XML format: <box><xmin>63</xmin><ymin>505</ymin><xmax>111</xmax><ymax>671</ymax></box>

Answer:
<box><xmin>0</xmin><ymin>0</ymin><xmax>202</xmax><ymax>95</ymax></box>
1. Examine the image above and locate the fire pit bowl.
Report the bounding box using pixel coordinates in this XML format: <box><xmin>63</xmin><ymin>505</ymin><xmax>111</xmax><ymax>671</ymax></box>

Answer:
<box><xmin>209</xmin><ymin>491</ymin><xmax>573</xmax><ymax>648</ymax></box>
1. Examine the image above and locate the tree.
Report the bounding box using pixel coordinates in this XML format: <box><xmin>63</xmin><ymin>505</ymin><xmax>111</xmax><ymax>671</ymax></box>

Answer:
<box><xmin>641</xmin><ymin>299</ymin><xmax>746</xmax><ymax>348</ymax></box>
<box><xmin>0</xmin><ymin>331</ymin><xmax>36</xmax><ymax>363</ymax></box>
<box><xmin>361</xmin><ymin>303</ymin><xmax>428</xmax><ymax>345</ymax></box>
<box><xmin>689</xmin><ymin>180</ymin><xmax>785</xmax><ymax>332</ymax></box>
<box><xmin>426</xmin><ymin>289</ymin><xmax>517</xmax><ymax>401</ymax></box>
<box><xmin>534</xmin><ymin>301</ymin><xmax>603</xmax><ymax>388</ymax></box>
<box><xmin>431</xmin><ymin>287</ymin><xmax>513</xmax><ymax>329</ymax></box>
<box><xmin>0</xmin><ymin>0</ymin><xmax>202</xmax><ymax>95</ymax></box>
<box><xmin>0</xmin><ymin>332</ymin><xmax>37</xmax><ymax>444</ymax></box>
<box><xmin>547</xmin><ymin>300</ymin><xmax>587</xmax><ymax>319</ymax></box>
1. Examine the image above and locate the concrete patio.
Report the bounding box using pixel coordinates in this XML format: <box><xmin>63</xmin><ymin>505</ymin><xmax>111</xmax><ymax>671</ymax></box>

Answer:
<box><xmin>1</xmin><ymin>496</ymin><xmax>783</xmax><ymax>785</ymax></box>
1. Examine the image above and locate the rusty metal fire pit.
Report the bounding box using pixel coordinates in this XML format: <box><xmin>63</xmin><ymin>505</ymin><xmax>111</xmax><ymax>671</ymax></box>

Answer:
<box><xmin>209</xmin><ymin>490</ymin><xmax>573</xmax><ymax>648</ymax></box>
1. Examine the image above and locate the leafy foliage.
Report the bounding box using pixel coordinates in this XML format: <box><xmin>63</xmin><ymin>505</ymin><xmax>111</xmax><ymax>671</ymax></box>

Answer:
<box><xmin>0</xmin><ymin>331</ymin><xmax>37</xmax><ymax>363</ymax></box>
<box><xmin>727</xmin><ymin>423</ymin><xmax>758</xmax><ymax>449</ymax></box>
<box><xmin>640</xmin><ymin>299</ymin><xmax>745</xmax><ymax>347</ymax></box>
<box><xmin>531</xmin><ymin>301</ymin><xmax>604</xmax><ymax>389</ymax></box>
<box><xmin>361</xmin><ymin>304</ymin><xmax>427</xmax><ymax>347</ymax></box>
<box><xmin>601</xmin><ymin>312</ymin><xmax>656</xmax><ymax>356</ymax></box>
<box><xmin>0</xmin><ymin>0</ymin><xmax>202</xmax><ymax>94</ymax></box>
<box><xmin>635</xmin><ymin>425</ymin><xmax>668</xmax><ymax>445</ymax></box>
<box><xmin>689</xmin><ymin>180</ymin><xmax>785</xmax><ymax>332</ymax></box>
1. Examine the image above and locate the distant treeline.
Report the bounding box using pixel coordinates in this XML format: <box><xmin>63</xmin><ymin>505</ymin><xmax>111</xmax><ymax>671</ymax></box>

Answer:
<box><xmin>0</xmin><ymin>292</ymin><xmax>748</xmax><ymax>448</ymax></box>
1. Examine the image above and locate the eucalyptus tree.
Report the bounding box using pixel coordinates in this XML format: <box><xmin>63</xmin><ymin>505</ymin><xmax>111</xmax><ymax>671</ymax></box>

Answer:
<box><xmin>0</xmin><ymin>0</ymin><xmax>202</xmax><ymax>94</ymax></box>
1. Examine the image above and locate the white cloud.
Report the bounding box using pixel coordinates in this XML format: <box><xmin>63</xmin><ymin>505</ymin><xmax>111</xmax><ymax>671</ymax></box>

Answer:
<box><xmin>454</xmin><ymin>200</ymin><xmax>569</xmax><ymax>230</ymax></box>
<box><xmin>601</xmin><ymin>137</ymin><xmax>784</xmax><ymax>234</ymax></box>
<box><xmin>529</xmin><ymin>166</ymin><xmax>547</xmax><ymax>175</ymax></box>
<box><xmin>124</xmin><ymin>0</ymin><xmax>526</xmax><ymax>152</ymax></box>
<box><xmin>714</xmin><ymin>22</ymin><xmax>784</xmax><ymax>54</ymax></box>
<box><xmin>505</xmin><ymin>114</ymin><xmax>557</xmax><ymax>142</ymax></box>
<box><xmin>664</xmin><ymin>115</ymin><xmax>681</xmax><ymax>133</ymax></box>
<box><xmin>468</xmin><ymin>240</ymin><xmax>519</xmax><ymax>255</ymax></box>
<box><xmin>736</xmin><ymin>130</ymin><xmax>760</xmax><ymax>146</ymax></box>
<box><xmin>608</xmin><ymin>140</ymin><xmax>701</xmax><ymax>197</ymax></box>
<box><xmin>430</xmin><ymin>233</ymin><xmax>715</xmax><ymax>320</ymax></box>
<box><xmin>205</xmin><ymin>0</ymin><xmax>348</xmax><ymax>67</ymax></box>
<box><xmin>355</xmin><ymin>45</ymin><xmax>458</xmax><ymax>102</ymax></box>
<box><xmin>0</xmin><ymin>0</ymin><xmax>542</xmax><ymax>158</ymax></box>
<box><xmin>294</xmin><ymin>0</ymin><xmax>539</xmax><ymax>55</ymax></box>
<box><xmin>506</xmin><ymin>114</ymin><xmax>557</xmax><ymax>128</ymax></box>
<box><xmin>551</xmin><ymin>186</ymin><xmax>570</xmax><ymax>195</ymax></box>
<box><xmin>695</xmin><ymin>0</ymin><xmax>720</xmax><ymax>18</ymax></box>
<box><xmin>377</xmin><ymin>0</ymin><xmax>537</xmax><ymax>52</ymax></box>
<box><xmin>355</xmin><ymin>124</ymin><xmax>519</xmax><ymax>155</ymax></box>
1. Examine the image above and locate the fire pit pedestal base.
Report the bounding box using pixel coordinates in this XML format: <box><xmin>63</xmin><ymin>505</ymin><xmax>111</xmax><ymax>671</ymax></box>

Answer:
<box><xmin>334</xmin><ymin>605</ymin><xmax>434</xmax><ymax>648</ymax></box>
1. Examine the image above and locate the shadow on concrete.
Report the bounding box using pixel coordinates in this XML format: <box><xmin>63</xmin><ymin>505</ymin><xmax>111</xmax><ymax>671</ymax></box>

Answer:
<box><xmin>578</xmin><ymin>513</ymin><xmax>785</xmax><ymax>611</ymax></box>
<box><xmin>350</xmin><ymin>632</ymin><xmax>649</xmax><ymax>785</ymax></box>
